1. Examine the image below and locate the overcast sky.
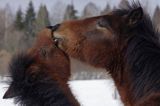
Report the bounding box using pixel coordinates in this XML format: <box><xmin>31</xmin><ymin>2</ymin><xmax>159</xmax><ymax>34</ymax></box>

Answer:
<box><xmin>0</xmin><ymin>0</ymin><xmax>159</xmax><ymax>15</ymax></box>
<box><xmin>0</xmin><ymin>0</ymin><xmax>118</xmax><ymax>12</ymax></box>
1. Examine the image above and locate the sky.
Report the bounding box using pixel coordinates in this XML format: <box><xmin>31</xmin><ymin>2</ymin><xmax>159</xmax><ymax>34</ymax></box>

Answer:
<box><xmin>0</xmin><ymin>0</ymin><xmax>159</xmax><ymax>16</ymax></box>
<box><xmin>0</xmin><ymin>0</ymin><xmax>119</xmax><ymax>13</ymax></box>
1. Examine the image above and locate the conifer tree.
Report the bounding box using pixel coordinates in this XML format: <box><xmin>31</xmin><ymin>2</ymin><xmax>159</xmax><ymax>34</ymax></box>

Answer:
<box><xmin>36</xmin><ymin>4</ymin><xmax>50</xmax><ymax>32</ymax></box>
<box><xmin>64</xmin><ymin>3</ymin><xmax>77</xmax><ymax>20</ymax></box>
<box><xmin>101</xmin><ymin>3</ymin><xmax>111</xmax><ymax>15</ymax></box>
<box><xmin>24</xmin><ymin>1</ymin><xmax>36</xmax><ymax>47</ymax></box>
<box><xmin>14</xmin><ymin>8</ymin><xmax>24</xmax><ymax>30</ymax></box>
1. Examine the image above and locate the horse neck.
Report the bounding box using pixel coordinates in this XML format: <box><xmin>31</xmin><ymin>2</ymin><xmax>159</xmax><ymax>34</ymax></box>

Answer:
<box><xmin>107</xmin><ymin>25</ymin><xmax>160</xmax><ymax>102</ymax></box>
<box><xmin>121</xmin><ymin>27</ymin><xmax>160</xmax><ymax>101</ymax></box>
<box><xmin>107</xmin><ymin>39</ymin><xmax>127</xmax><ymax>84</ymax></box>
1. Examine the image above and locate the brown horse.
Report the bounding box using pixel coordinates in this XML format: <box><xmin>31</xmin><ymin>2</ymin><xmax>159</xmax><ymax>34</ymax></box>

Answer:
<box><xmin>3</xmin><ymin>28</ymin><xmax>80</xmax><ymax>106</ymax></box>
<box><xmin>51</xmin><ymin>3</ymin><xmax>160</xmax><ymax>106</ymax></box>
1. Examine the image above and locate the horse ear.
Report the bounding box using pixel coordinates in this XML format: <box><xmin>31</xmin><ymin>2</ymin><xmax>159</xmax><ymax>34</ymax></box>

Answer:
<box><xmin>3</xmin><ymin>85</ymin><xmax>16</xmax><ymax>99</ymax></box>
<box><xmin>127</xmin><ymin>7</ymin><xmax>143</xmax><ymax>26</ymax></box>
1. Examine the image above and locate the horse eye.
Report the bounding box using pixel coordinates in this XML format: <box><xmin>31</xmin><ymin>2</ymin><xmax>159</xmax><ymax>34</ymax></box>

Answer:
<box><xmin>53</xmin><ymin>38</ymin><xmax>59</xmax><ymax>47</ymax></box>
<box><xmin>54</xmin><ymin>38</ymin><xmax>58</xmax><ymax>43</ymax></box>
<box><xmin>53</xmin><ymin>37</ymin><xmax>63</xmax><ymax>47</ymax></box>
<box><xmin>97</xmin><ymin>18</ymin><xmax>110</xmax><ymax>29</ymax></box>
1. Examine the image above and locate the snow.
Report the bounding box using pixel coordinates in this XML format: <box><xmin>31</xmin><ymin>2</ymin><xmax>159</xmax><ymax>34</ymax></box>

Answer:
<box><xmin>0</xmin><ymin>82</ymin><xmax>15</xmax><ymax>106</ymax></box>
<box><xmin>69</xmin><ymin>80</ymin><xmax>123</xmax><ymax>106</ymax></box>
<box><xmin>0</xmin><ymin>79</ymin><xmax>123</xmax><ymax>106</ymax></box>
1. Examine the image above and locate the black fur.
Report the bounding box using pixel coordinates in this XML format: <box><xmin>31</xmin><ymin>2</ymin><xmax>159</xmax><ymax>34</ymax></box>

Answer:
<box><xmin>114</xmin><ymin>3</ymin><xmax>160</xmax><ymax>102</ymax></box>
<box><xmin>7</xmin><ymin>53</ymin><xmax>73</xmax><ymax>106</ymax></box>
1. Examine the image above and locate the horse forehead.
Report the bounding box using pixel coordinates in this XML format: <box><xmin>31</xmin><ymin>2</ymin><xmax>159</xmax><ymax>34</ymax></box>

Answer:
<box><xmin>55</xmin><ymin>15</ymin><xmax>116</xmax><ymax>38</ymax></box>
<box><xmin>62</xmin><ymin>16</ymin><xmax>106</xmax><ymax>27</ymax></box>
<box><xmin>59</xmin><ymin>18</ymin><xmax>106</xmax><ymax>34</ymax></box>
<box><xmin>60</xmin><ymin>14</ymin><xmax>118</xmax><ymax>30</ymax></box>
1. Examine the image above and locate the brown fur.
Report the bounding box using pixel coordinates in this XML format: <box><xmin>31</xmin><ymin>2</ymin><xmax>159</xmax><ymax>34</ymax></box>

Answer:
<box><xmin>4</xmin><ymin>28</ymin><xmax>80</xmax><ymax>106</ymax></box>
<box><xmin>30</xmin><ymin>29</ymin><xmax>80</xmax><ymax>106</ymax></box>
<box><xmin>54</xmin><ymin>18</ymin><xmax>115</xmax><ymax>68</ymax></box>
<box><xmin>53</xmin><ymin>5</ymin><xmax>160</xmax><ymax>106</ymax></box>
<box><xmin>54</xmin><ymin>16</ymin><xmax>131</xmax><ymax>106</ymax></box>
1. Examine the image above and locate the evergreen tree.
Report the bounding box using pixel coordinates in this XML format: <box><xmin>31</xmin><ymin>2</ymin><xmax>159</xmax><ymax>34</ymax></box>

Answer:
<box><xmin>36</xmin><ymin>4</ymin><xmax>50</xmax><ymax>32</ymax></box>
<box><xmin>153</xmin><ymin>6</ymin><xmax>160</xmax><ymax>31</ymax></box>
<box><xmin>24</xmin><ymin>1</ymin><xmax>36</xmax><ymax>47</ymax></box>
<box><xmin>101</xmin><ymin>3</ymin><xmax>111</xmax><ymax>15</ymax></box>
<box><xmin>24</xmin><ymin>1</ymin><xmax>36</xmax><ymax>36</ymax></box>
<box><xmin>64</xmin><ymin>3</ymin><xmax>77</xmax><ymax>20</ymax></box>
<box><xmin>14</xmin><ymin>7</ymin><xmax>24</xmax><ymax>30</ymax></box>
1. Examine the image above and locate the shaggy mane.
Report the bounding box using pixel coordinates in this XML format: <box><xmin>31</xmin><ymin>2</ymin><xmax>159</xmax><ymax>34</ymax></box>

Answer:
<box><xmin>8</xmin><ymin>53</ymin><xmax>73</xmax><ymax>106</ymax></box>
<box><xmin>115</xmin><ymin>3</ymin><xmax>160</xmax><ymax>101</ymax></box>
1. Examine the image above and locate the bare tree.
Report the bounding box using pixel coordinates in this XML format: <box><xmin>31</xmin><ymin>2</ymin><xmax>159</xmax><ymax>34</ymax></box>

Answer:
<box><xmin>70</xmin><ymin>58</ymin><xmax>108</xmax><ymax>80</ymax></box>
<box><xmin>0</xmin><ymin>9</ymin><xmax>6</xmax><ymax>49</ymax></box>
<box><xmin>0</xmin><ymin>50</ymin><xmax>11</xmax><ymax>77</ymax></box>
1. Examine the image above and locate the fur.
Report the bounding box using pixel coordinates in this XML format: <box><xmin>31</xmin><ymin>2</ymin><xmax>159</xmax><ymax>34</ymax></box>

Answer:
<box><xmin>3</xmin><ymin>29</ymin><xmax>80</xmax><ymax>106</ymax></box>
<box><xmin>53</xmin><ymin>3</ymin><xmax>160</xmax><ymax>106</ymax></box>
<box><xmin>8</xmin><ymin>53</ymin><xmax>73</xmax><ymax>106</ymax></box>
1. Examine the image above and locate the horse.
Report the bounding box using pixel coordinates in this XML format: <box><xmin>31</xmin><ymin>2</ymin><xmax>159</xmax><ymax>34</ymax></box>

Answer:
<box><xmin>3</xmin><ymin>28</ymin><xmax>80</xmax><ymax>106</ymax></box>
<box><xmin>50</xmin><ymin>3</ymin><xmax>160</xmax><ymax>106</ymax></box>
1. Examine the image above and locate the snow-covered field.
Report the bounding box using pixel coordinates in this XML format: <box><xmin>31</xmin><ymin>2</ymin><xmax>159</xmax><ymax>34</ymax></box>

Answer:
<box><xmin>0</xmin><ymin>79</ymin><xmax>123</xmax><ymax>106</ymax></box>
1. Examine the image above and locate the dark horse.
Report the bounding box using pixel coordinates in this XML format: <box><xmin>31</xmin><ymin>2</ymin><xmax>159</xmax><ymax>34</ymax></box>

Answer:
<box><xmin>3</xmin><ymin>29</ymin><xmax>80</xmax><ymax>106</ymax></box>
<box><xmin>50</xmin><ymin>3</ymin><xmax>160</xmax><ymax>106</ymax></box>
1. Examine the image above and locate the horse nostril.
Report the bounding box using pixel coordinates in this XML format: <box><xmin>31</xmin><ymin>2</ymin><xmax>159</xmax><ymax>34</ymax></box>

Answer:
<box><xmin>46</xmin><ymin>24</ymin><xmax>61</xmax><ymax>31</ymax></box>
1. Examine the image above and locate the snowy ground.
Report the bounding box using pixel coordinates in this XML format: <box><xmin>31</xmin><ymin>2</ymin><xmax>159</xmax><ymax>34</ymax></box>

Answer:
<box><xmin>0</xmin><ymin>79</ymin><xmax>123</xmax><ymax>106</ymax></box>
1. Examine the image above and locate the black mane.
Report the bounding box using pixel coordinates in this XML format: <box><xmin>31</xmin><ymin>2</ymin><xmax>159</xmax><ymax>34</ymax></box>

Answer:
<box><xmin>7</xmin><ymin>53</ymin><xmax>73</xmax><ymax>106</ymax></box>
<box><xmin>117</xmin><ymin>3</ymin><xmax>160</xmax><ymax>101</ymax></box>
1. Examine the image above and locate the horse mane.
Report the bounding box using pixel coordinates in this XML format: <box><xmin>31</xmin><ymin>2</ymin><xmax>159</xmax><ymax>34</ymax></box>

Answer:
<box><xmin>7</xmin><ymin>53</ymin><xmax>73</xmax><ymax>106</ymax></box>
<box><xmin>115</xmin><ymin>2</ymin><xmax>160</xmax><ymax>101</ymax></box>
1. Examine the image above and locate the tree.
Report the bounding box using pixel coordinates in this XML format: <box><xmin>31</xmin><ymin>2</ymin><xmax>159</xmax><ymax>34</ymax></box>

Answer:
<box><xmin>50</xmin><ymin>1</ymin><xmax>66</xmax><ymax>25</ymax></box>
<box><xmin>153</xmin><ymin>6</ymin><xmax>160</xmax><ymax>31</ymax></box>
<box><xmin>0</xmin><ymin>4</ymin><xmax>14</xmax><ymax>50</ymax></box>
<box><xmin>35</xmin><ymin>4</ymin><xmax>50</xmax><ymax>33</ymax></box>
<box><xmin>14</xmin><ymin>7</ymin><xmax>24</xmax><ymax>30</ymax></box>
<box><xmin>3</xmin><ymin>4</ymin><xmax>22</xmax><ymax>52</ymax></box>
<box><xmin>119</xmin><ymin>0</ymin><xmax>129</xmax><ymax>9</ymax></box>
<box><xmin>24</xmin><ymin>1</ymin><xmax>36</xmax><ymax>48</ymax></box>
<box><xmin>64</xmin><ymin>3</ymin><xmax>77</xmax><ymax>20</ymax></box>
<box><xmin>0</xmin><ymin>9</ymin><xmax>6</xmax><ymax>50</ymax></box>
<box><xmin>82</xmin><ymin>2</ymin><xmax>100</xmax><ymax>18</ymax></box>
<box><xmin>4</xmin><ymin>4</ymin><xmax>14</xmax><ymax>29</ymax></box>
<box><xmin>0</xmin><ymin>50</ymin><xmax>11</xmax><ymax>77</ymax></box>
<box><xmin>101</xmin><ymin>3</ymin><xmax>111</xmax><ymax>15</ymax></box>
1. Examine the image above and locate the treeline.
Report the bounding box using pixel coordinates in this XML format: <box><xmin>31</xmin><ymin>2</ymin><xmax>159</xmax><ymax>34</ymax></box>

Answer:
<box><xmin>0</xmin><ymin>0</ymin><xmax>160</xmax><ymax>79</ymax></box>
<box><xmin>1</xmin><ymin>0</ymin><xmax>160</xmax><ymax>53</ymax></box>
